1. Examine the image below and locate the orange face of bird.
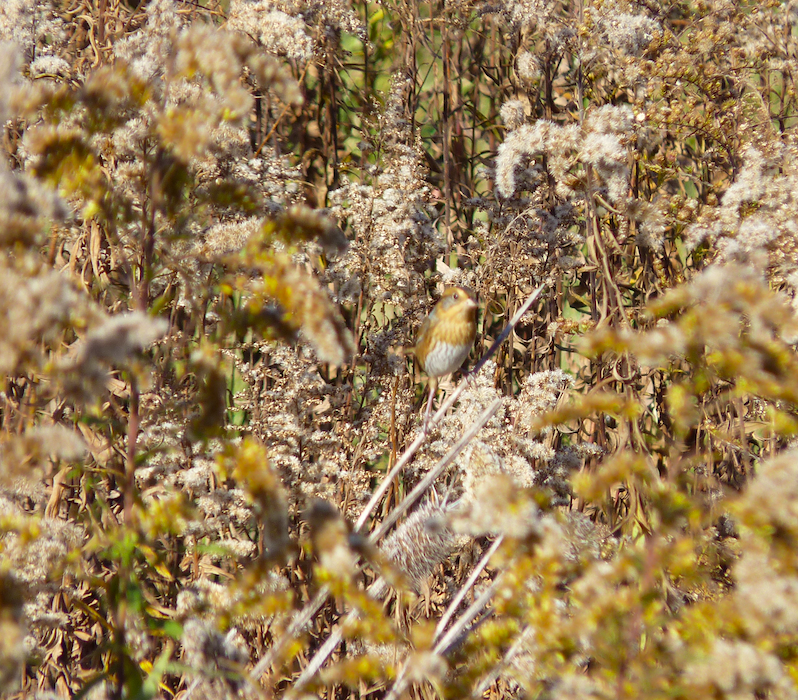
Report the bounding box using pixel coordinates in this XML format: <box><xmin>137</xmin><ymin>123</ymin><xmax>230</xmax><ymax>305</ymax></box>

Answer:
<box><xmin>413</xmin><ymin>286</ymin><xmax>478</xmax><ymax>378</ymax></box>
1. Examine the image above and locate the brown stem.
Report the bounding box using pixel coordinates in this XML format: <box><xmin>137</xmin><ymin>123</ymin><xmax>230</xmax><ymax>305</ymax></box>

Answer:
<box><xmin>98</xmin><ymin>0</ymin><xmax>107</xmax><ymax>48</ymax></box>
<box><xmin>442</xmin><ymin>8</ymin><xmax>453</xmax><ymax>253</ymax></box>
<box><xmin>325</xmin><ymin>37</ymin><xmax>340</xmax><ymax>190</ymax></box>
<box><xmin>124</xmin><ymin>375</ymin><xmax>139</xmax><ymax>526</ymax></box>
<box><xmin>139</xmin><ymin>151</ymin><xmax>162</xmax><ymax>312</ymax></box>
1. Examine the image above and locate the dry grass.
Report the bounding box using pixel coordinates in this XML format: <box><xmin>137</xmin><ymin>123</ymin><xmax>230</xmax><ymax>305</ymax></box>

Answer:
<box><xmin>3</xmin><ymin>0</ymin><xmax>798</xmax><ymax>698</ymax></box>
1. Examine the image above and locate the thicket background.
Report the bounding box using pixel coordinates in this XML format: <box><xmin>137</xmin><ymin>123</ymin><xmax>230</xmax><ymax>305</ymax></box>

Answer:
<box><xmin>4</xmin><ymin>0</ymin><xmax>798</xmax><ymax>698</ymax></box>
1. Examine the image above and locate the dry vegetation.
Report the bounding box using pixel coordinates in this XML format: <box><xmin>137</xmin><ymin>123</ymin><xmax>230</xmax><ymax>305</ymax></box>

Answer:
<box><xmin>3</xmin><ymin>0</ymin><xmax>798</xmax><ymax>698</ymax></box>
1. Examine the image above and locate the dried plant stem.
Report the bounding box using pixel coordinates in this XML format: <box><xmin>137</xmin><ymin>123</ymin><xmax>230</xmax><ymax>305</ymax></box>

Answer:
<box><xmin>289</xmin><ymin>398</ymin><xmax>502</xmax><ymax>694</ymax></box>
<box><xmin>182</xmin><ymin>678</ymin><xmax>201</xmax><ymax>700</ymax></box>
<box><xmin>470</xmin><ymin>284</ymin><xmax>546</xmax><ymax>378</ymax></box>
<box><xmin>434</xmin><ymin>576</ymin><xmax>501</xmax><ymax>655</ymax></box>
<box><xmin>124</xmin><ymin>375</ymin><xmax>139</xmax><ymax>526</ymax></box>
<box><xmin>250</xmin><ymin>586</ymin><xmax>330</xmax><ymax>682</ymax></box>
<box><xmin>384</xmin><ymin>576</ymin><xmax>503</xmax><ymax>700</ymax></box>
<box><xmin>433</xmin><ymin>579</ymin><xmax>501</xmax><ymax>654</ymax></box>
<box><xmin>433</xmin><ymin>535</ymin><xmax>504</xmax><ymax>640</ymax></box>
<box><xmin>254</xmin><ymin>60</ymin><xmax>311</xmax><ymax>157</ymax></box>
<box><xmin>352</xmin><ymin>386</ymin><xmax>451</xmax><ymax>532</ymax></box>
<box><xmin>442</xmin><ymin>18</ymin><xmax>453</xmax><ymax>252</ymax></box>
<box><xmin>289</xmin><ymin>619</ymin><xmax>344</xmax><ymax>694</ymax></box>
<box><xmin>370</xmin><ymin>398</ymin><xmax>501</xmax><ymax>543</ymax></box>
<box><xmin>253</xmin><ymin>394</ymin><xmax>501</xmax><ymax>688</ymax></box>
<box><xmin>471</xmin><ymin>625</ymin><xmax>535</xmax><ymax>698</ymax></box>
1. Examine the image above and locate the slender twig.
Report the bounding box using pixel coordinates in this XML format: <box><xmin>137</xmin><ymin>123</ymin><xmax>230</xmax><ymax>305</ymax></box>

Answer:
<box><xmin>434</xmin><ymin>535</ymin><xmax>503</xmax><ymax>641</ymax></box>
<box><xmin>471</xmin><ymin>625</ymin><xmax>535</xmax><ymax>698</ymax></box>
<box><xmin>352</xmin><ymin>380</ymin><xmax>462</xmax><ymax>533</ymax></box>
<box><xmin>470</xmin><ymin>283</ymin><xmax>545</xmax><ymax>378</ymax></box>
<box><xmin>433</xmin><ymin>579</ymin><xmax>501</xmax><ymax>655</ymax></box>
<box><xmin>249</xmin><ymin>587</ymin><xmax>330</xmax><ymax>681</ymax></box>
<box><xmin>291</xmin><ymin>623</ymin><xmax>345</xmax><ymax>692</ymax></box>
<box><xmin>182</xmin><ymin>678</ymin><xmax>201</xmax><ymax>700</ymax></box>
<box><xmin>370</xmin><ymin>399</ymin><xmax>502</xmax><ymax>542</ymax></box>
<box><xmin>123</xmin><ymin>375</ymin><xmax>139</xmax><ymax>527</ymax></box>
<box><xmin>183</xmin><ymin>630</ymin><xmax>270</xmax><ymax>700</ymax></box>
<box><xmin>254</xmin><ymin>61</ymin><xmax>311</xmax><ymax>158</ymax></box>
<box><xmin>289</xmin><ymin>399</ymin><xmax>502</xmax><ymax>694</ymax></box>
<box><xmin>383</xmin><ymin>578</ymin><xmax>503</xmax><ymax>700</ymax></box>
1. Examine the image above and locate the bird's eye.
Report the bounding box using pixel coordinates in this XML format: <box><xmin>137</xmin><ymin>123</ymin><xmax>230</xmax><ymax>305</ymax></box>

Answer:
<box><xmin>453</xmin><ymin>292</ymin><xmax>460</xmax><ymax>299</ymax></box>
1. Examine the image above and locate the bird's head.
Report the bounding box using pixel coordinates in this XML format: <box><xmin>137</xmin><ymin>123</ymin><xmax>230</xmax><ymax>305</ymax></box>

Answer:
<box><xmin>434</xmin><ymin>286</ymin><xmax>478</xmax><ymax>321</ymax></box>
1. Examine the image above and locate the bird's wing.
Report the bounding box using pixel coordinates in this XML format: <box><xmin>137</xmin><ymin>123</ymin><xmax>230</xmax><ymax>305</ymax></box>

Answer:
<box><xmin>413</xmin><ymin>315</ymin><xmax>433</xmax><ymax>353</ymax></box>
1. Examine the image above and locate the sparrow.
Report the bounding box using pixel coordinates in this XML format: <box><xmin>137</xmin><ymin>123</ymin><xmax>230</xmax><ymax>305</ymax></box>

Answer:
<box><xmin>412</xmin><ymin>286</ymin><xmax>478</xmax><ymax>430</ymax></box>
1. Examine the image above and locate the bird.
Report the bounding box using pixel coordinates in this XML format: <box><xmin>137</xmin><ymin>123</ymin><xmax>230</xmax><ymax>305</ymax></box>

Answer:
<box><xmin>412</xmin><ymin>285</ymin><xmax>478</xmax><ymax>431</ymax></box>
